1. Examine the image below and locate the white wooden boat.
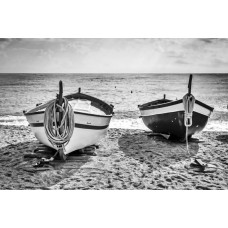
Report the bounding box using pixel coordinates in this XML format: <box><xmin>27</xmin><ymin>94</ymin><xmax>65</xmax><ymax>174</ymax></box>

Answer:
<box><xmin>24</xmin><ymin>86</ymin><xmax>114</xmax><ymax>157</ymax></box>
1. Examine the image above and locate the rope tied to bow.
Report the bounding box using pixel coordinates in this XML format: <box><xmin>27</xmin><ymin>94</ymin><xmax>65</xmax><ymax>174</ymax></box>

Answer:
<box><xmin>44</xmin><ymin>97</ymin><xmax>75</xmax><ymax>153</ymax></box>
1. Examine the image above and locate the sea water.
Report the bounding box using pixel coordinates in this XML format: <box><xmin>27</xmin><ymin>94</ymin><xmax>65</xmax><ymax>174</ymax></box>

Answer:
<box><xmin>0</xmin><ymin>73</ymin><xmax>228</xmax><ymax>131</ymax></box>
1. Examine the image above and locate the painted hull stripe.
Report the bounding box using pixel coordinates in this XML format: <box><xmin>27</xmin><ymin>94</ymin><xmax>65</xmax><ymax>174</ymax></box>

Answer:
<box><xmin>139</xmin><ymin>99</ymin><xmax>214</xmax><ymax>111</ymax></box>
<box><xmin>140</xmin><ymin>102</ymin><xmax>212</xmax><ymax>117</ymax></box>
<box><xmin>30</xmin><ymin>123</ymin><xmax>109</xmax><ymax>130</ymax></box>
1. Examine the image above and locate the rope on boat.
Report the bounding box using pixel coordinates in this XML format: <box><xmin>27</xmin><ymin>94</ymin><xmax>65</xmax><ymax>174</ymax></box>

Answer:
<box><xmin>183</xmin><ymin>93</ymin><xmax>195</xmax><ymax>155</ymax></box>
<box><xmin>44</xmin><ymin>97</ymin><xmax>75</xmax><ymax>153</ymax></box>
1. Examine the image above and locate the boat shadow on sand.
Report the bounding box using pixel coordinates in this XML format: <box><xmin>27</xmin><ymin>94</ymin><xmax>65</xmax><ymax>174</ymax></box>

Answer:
<box><xmin>0</xmin><ymin>141</ymin><xmax>92</xmax><ymax>189</ymax></box>
<box><xmin>118</xmin><ymin>130</ymin><xmax>200</xmax><ymax>170</ymax></box>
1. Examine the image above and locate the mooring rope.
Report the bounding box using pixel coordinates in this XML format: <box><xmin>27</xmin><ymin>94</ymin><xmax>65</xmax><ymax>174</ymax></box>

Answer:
<box><xmin>183</xmin><ymin>93</ymin><xmax>195</xmax><ymax>155</ymax></box>
<box><xmin>44</xmin><ymin>97</ymin><xmax>75</xmax><ymax>152</ymax></box>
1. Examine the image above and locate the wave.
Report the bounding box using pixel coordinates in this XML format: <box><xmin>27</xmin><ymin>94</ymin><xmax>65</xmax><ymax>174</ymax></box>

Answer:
<box><xmin>111</xmin><ymin>119</ymin><xmax>228</xmax><ymax>132</ymax></box>
<box><xmin>0</xmin><ymin>116</ymin><xmax>28</xmax><ymax>126</ymax></box>
<box><xmin>0</xmin><ymin>115</ymin><xmax>228</xmax><ymax>132</ymax></box>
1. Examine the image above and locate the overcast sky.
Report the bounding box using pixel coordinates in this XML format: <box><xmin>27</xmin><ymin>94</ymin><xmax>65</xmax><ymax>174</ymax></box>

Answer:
<box><xmin>0</xmin><ymin>38</ymin><xmax>228</xmax><ymax>73</ymax></box>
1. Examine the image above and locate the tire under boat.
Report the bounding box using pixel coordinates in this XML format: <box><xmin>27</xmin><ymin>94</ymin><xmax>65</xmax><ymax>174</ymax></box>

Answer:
<box><xmin>24</xmin><ymin>91</ymin><xmax>114</xmax><ymax>155</ymax></box>
<box><xmin>138</xmin><ymin>98</ymin><xmax>214</xmax><ymax>140</ymax></box>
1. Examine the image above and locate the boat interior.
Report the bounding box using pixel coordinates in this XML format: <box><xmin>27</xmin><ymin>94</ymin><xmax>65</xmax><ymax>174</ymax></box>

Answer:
<box><xmin>65</xmin><ymin>92</ymin><xmax>114</xmax><ymax>115</ymax></box>
<box><xmin>25</xmin><ymin>91</ymin><xmax>114</xmax><ymax>116</ymax></box>
<box><xmin>139</xmin><ymin>98</ymin><xmax>173</xmax><ymax>109</ymax></box>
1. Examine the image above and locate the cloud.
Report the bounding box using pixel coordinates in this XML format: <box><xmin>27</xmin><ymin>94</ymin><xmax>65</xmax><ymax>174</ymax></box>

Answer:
<box><xmin>0</xmin><ymin>38</ymin><xmax>228</xmax><ymax>73</ymax></box>
<box><xmin>0</xmin><ymin>38</ymin><xmax>11</xmax><ymax>49</ymax></box>
<box><xmin>199</xmin><ymin>38</ymin><xmax>215</xmax><ymax>44</ymax></box>
<box><xmin>213</xmin><ymin>58</ymin><xmax>228</xmax><ymax>66</ymax></box>
<box><xmin>175</xmin><ymin>59</ymin><xmax>189</xmax><ymax>65</ymax></box>
<box><xmin>0</xmin><ymin>38</ymin><xmax>10</xmax><ymax>42</ymax></box>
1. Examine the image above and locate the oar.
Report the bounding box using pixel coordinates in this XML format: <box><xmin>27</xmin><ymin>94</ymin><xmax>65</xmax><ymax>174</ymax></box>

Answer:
<box><xmin>188</xmin><ymin>74</ymin><xmax>193</xmax><ymax>95</ymax></box>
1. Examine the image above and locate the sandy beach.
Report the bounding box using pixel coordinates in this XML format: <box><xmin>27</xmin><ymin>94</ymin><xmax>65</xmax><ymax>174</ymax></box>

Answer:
<box><xmin>1</xmin><ymin>122</ymin><xmax>228</xmax><ymax>190</ymax></box>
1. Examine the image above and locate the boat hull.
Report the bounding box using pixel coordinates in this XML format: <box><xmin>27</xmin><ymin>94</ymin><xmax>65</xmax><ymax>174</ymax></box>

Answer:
<box><xmin>142</xmin><ymin>111</ymin><xmax>209</xmax><ymax>140</ymax></box>
<box><xmin>139</xmin><ymin>99</ymin><xmax>213</xmax><ymax>140</ymax></box>
<box><xmin>26</xmin><ymin>111</ymin><xmax>112</xmax><ymax>154</ymax></box>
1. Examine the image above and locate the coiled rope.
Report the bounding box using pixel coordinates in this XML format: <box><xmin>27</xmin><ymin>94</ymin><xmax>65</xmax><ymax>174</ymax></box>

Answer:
<box><xmin>44</xmin><ymin>97</ymin><xmax>75</xmax><ymax>152</ymax></box>
<box><xmin>183</xmin><ymin>93</ymin><xmax>195</xmax><ymax>155</ymax></box>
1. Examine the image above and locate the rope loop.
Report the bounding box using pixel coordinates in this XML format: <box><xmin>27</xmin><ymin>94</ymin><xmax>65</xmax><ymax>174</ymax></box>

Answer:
<box><xmin>183</xmin><ymin>93</ymin><xmax>195</xmax><ymax>156</ymax></box>
<box><xmin>183</xmin><ymin>94</ymin><xmax>195</xmax><ymax>127</ymax></box>
<box><xmin>44</xmin><ymin>97</ymin><xmax>75</xmax><ymax>150</ymax></box>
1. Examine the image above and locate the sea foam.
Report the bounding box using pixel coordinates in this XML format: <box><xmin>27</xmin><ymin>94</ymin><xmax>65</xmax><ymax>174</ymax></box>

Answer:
<box><xmin>0</xmin><ymin>116</ymin><xmax>28</xmax><ymax>126</ymax></box>
<box><xmin>0</xmin><ymin>115</ymin><xmax>228</xmax><ymax>132</ymax></box>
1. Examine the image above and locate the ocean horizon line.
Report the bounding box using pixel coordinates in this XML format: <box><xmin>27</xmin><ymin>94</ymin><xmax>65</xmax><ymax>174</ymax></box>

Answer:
<box><xmin>0</xmin><ymin>72</ymin><xmax>228</xmax><ymax>75</ymax></box>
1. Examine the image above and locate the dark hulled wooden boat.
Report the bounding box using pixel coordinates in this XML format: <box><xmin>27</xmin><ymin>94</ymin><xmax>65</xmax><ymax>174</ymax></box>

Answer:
<box><xmin>138</xmin><ymin>75</ymin><xmax>214</xmax><ymax>141</ymax></box>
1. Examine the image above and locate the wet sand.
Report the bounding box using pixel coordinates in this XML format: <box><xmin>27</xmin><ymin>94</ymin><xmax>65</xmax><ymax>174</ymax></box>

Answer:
<box><xmin>0</xmin><ymin>125</ymin><xmax>228</xmax><ymax>190</ymax></box>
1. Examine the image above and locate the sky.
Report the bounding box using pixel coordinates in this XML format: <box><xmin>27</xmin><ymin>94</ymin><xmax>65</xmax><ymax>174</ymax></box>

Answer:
<box><xmin>0</xmin><ymin>38</ymin><xmax>228</xmax><ymax>73</ymax></box>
